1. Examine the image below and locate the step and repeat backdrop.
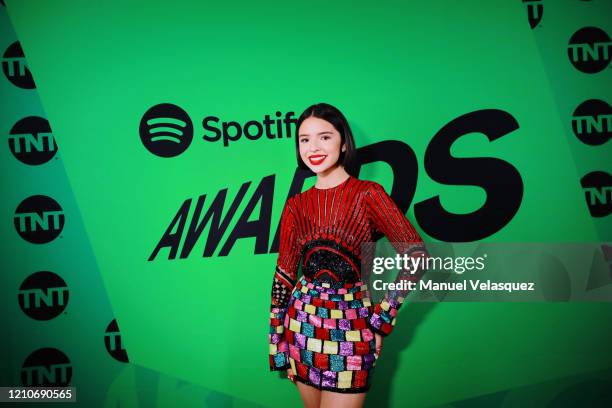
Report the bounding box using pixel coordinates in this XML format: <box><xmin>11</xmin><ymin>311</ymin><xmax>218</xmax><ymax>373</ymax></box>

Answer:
<box><xmin>1</xmin><ymin>0</ymin><xmax>611</xmax><ymax>407</ymax></box>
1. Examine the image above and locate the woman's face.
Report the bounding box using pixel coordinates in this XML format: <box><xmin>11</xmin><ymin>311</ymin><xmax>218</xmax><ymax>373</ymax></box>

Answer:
<box><xmin>298</xmin><ymin>116</ymin><xmax>346</xmax><ymax>174</ymax></box>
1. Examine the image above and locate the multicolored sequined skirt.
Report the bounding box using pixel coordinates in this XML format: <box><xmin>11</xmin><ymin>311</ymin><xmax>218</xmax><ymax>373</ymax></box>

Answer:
<box><xmin>284</xmin><ymin>276</ymin><xmax>378</xmax><ymax>393</ymax></box>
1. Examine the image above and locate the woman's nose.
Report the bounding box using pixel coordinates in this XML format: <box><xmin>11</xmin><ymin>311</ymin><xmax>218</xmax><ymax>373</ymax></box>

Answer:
<box><xmin>309</xmin><ymin>140</ymin><xmax>321</xmax><ymax>151</ymax></box>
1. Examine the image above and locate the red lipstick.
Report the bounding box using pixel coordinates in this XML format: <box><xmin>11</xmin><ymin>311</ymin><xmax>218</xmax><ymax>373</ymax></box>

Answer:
<box><xmin>308</xmin><ymin>155</ymin><xmax>327</xmax><ymax>165</ymax></box>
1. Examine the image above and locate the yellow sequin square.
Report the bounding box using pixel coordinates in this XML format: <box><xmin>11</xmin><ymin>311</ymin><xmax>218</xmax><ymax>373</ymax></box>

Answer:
<box><xmin>323</xmin><ymin>341</ymin><xmax>338</xmax><ymax>354</ymax></box>
<box><xmin>337</xmin><ymin>371</ymin><xmax>352</xmax><ymax>388</ymax></box>
<box><xmin>344</xmin><ymin>293</ymin><xmax>354</xmax><ymax>301</ymax></box>
<box><xmin>301</xmin><ymin>285</ymin><xmax>309</xmax><ymax>293</ymax></box>
<box><xmin>381</xmin><ymin>299</ymin><xmax>390</xmax><ymax>311</ymax></box>
<box><xmin>330</xmin><ymin>309</ymin><xmax>343</xmax><ymax>319</ymax></box>
<box><xmin>362</xmin><ymin>298</ymin><xmax>371</xmax><ymax>307</ymax></box>
<box><xmin>304</xmin><ymin>304</ymin><xmax>316</xmax><ymax>314</ymax></box>
<box><xmin>345</xmin><ymin>330</ymin><xmax>361</xmax><ymax>342</ymax></box>
<box><xmin>269</xmin><ymin>344</ymin><xmax>277</xmax><ymax>354</ymax></box>
<box><xmin>289</xmin><ymin>318</ymin><xmax>301</xmax><ymax>333</ymax></box>
<box><xmin>307</xmin><ymin>338</ymin><xmax>322</xmax><ymax>353</ymax></box>
<box><xmin>275</xmin><ymin>325</ymin><xmax>284</xmax><ymax>334</ymax></box>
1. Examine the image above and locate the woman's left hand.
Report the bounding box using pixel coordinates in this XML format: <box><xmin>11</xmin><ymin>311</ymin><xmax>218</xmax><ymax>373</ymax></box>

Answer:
<box><xmin>374</xmin><ymin>333</ymin><xmax>383</xmax><ymax>358</ymax></box>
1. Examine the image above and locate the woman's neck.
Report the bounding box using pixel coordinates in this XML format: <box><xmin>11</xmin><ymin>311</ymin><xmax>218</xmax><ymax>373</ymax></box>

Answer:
<box><xmin>314</xmin><ymin>165</ymin><xmax>351</xmax><ymax>189</ymax></box>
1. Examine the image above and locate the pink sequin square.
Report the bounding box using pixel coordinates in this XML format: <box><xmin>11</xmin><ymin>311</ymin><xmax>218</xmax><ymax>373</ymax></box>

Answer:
<box><xmin>289</xmin><ymin>344</ymin><xmax>301</xmax><ymax>360</ymax></box>
<box><xmin>323</xmin><ymin>319</ymin><xmax>336</xmax><ymax>329</ymax></box>
<box><xmin>294</xmin><ymin>299</ymin><xmax>303</xmax><ymax>309</ymax></box>
<box><xmin>308</xmin><ymin>314</ymin><xmax>322</xmax><ymax>327</ymax></box>
<box><xmin>347</xmin><ymin>355</ymin><xmax>362</xmax><ymax>370</ymax></box>
<box><xmin>320</xmin><ymin>293</ymin><xmax>329</xmax><ymax>300</ymax></box>
<box><xmin>361</xmin><ymin>329</ymin><xmax>374</xmax><ymax>342</ymax></box>
<box><xmin>344</xmin><ymin>309</ymin><xmax>357</xmax><ymax>319</ymax></box>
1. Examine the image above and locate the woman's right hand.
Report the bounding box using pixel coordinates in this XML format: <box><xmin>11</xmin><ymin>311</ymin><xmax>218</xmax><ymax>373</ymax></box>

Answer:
<box><xmin>287</xmin><ymin>368</ymin><xmax>296</xmax><ymax>383</ymax></box>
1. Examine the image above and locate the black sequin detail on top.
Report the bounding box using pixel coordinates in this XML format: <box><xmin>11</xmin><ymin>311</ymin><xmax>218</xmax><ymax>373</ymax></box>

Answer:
<box><xmin>300</xmin><ymin>239</ymin><xmax>361</xmax><ymax>284</ymax></box>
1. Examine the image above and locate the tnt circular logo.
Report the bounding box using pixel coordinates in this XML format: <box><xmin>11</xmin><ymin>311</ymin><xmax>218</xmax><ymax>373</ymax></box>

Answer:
<box><xmin>581</xmin><ymin>171</ymin><xmax>612</xmax><ymax>218</ymax></box>
<box><xmin>9</xmin><ymin>116</ymin><xmax>58</xmax><ymax>165</ymax></box>
<box><xmin>21</xmin><ymin>347</ymin><xmax>72</xmax><ymax>386</ymax></box>
<box><xmin>568</xmin><ymin>27</ymin><xmax>612</xmax><ymax>73</ymax></box>
<box><xmin>18</xmin><ymin>271</ymin><xmax>69</xmax><ymax>320</ymax></box>
<box><xmin>14</xmin><ymin>195</ymin><xmax>65</xmax><ymax>244</ymax></box>
<box><xmin>104</xmin><ymin>319</ymin><xmax>129</xmax><ymax>363</ymax></box>
<box><xmin>522</xmin><ymin>0</ymin><xmax>543</xmax><ymax>29</ymax></box>
<box><xmin>140</xmin><ymin>103</ymin><xmax>193</xmax><ymax>157</ymax></box>
<box><xmin>572</xmin><ymin>99</ymin><xmax>612</xmax><ymax>146</ymax></box>
<box><xmin>2</xmin><ymin>41</ymin><xmax>36</xmax><ymax>89</ymax></box>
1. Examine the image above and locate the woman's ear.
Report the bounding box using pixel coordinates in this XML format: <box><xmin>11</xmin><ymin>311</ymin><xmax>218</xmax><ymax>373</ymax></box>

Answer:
<box><xmin>341</xmin><ymin>143</ymin><xmax>346</xmax><ymax>152</ymax></box>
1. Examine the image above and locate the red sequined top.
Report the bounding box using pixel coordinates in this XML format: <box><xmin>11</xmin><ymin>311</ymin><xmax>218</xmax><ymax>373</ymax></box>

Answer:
<box><xmin>270</xmin><ymin>175</ymin><xmax>427</xmax><ymax>348</ymax></box>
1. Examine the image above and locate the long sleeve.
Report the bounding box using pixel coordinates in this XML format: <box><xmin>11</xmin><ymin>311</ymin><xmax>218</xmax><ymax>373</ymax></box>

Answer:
<box><xmin>269</xmin><ymin>198</ymin><xmax>301</xmax><ymax>370</ymax></box>
<box><xmin>365</xmin><ymin>182</ymin><xmax>428</xmax><ymax>337</ymax></box>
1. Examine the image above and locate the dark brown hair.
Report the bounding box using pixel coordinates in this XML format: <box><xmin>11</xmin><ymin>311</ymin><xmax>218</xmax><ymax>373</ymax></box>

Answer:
<box><xmin>295</xmin><ymin>103</ymin><xmax>357</xmax><ymax>175</ymax></box>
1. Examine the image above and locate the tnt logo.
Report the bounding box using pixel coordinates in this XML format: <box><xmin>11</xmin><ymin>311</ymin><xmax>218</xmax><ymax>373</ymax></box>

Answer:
<box><xmin>9</xmin><ymin>116</ymin><xmax>58</xmax><ymax>165</ymax></box>
<box><xmin>14</xmin><ymin>195</ymin><xmax>65</xmax><ymax>244</ymax></box>
<box><xmin>2</xmin><ymin>41</ymin><xmax>35</xmax><ymax>89</ymax></box>
<box><xmin>21</xmin><ymin>347</ymin><xmax>72</xmax><ymax>386</ymax></box>
<box><xmin>572</xmin><ymin>99</ymin><xmax>612</xmax><ymax>146</ymax></box>
<box><xmin>522</xmin><ymin>0</ymin><xmax>543</xmax><ymax>29</ymax></box>
<box><xmin>104</xmin><ymin>319</ymin><xmax>129</xmax><ymax>362</ymax></box>
<box><xmin>18</xmin><ymin>271</ymin><xmax>69</xmax><ymax>320</ymax></box>
<box><xmin>140</xmin><ymin>103</ymin><xmax>193</xmax><ymax>158</ymax></box>
<box><xmin>568</xmin><ymin>27</ymin><xmax>612</xmax><ymax>73</ymax></box>
<box><xmin>581</xmin><ymin>171</ymin><xmax>612</xmax><ymax>218</ymax></box>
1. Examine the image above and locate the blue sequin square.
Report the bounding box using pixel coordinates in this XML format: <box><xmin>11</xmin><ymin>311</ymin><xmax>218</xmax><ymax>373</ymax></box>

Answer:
<box><xmin>274</xmin><ymin>352</ymin><xmax>287</xmax><ymax>367</ymax></box>
<box><xmin>349</xmin><ymin>300</ymin><xmax>362</xmax><ymax>309</ymax></box>
<box><xmin>316</xmin><ymin>307</ymin><xmax>329</xmax><ymax>318</ymax></box>
<box><xmin>301</xmin><ymin>349</ymin><xmax>314</xmax><ymax>366</ymax></box>
<box><xmin>330</xmin><ymin>329</ymin><xmax>345</xmax><ymax>342</ymax></box>
<box><xmin>329</xmin><ymin>354</ymin><xmax>345</xmax><ymax>371</ymax></box>
<box><xmin>301</xmin><ymin>322</ymin><xmax>315</xmax><ymax>337</ymax></box>
<box><xmin>381</xmin><ymin>310</ymin><xmax>392</xmax><ymax>323</ymax></box>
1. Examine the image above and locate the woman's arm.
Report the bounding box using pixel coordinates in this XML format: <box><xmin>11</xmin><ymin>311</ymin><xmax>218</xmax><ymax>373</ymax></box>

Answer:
<box><xmin>269</xmin><ymin>198</ymin><xmax>301</xmax><ymax>370</ymax></box>
<box><xmin>364</xmin><ymin>181</ymin><xmax>428</xmax><ymax>337</ymax></box>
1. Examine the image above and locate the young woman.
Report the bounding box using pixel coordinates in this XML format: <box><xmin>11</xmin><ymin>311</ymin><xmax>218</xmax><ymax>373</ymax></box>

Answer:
<box><xmin>268</xmin><ymin>103</ymin><xmax>427</xmax><ymax>408</ymax></box>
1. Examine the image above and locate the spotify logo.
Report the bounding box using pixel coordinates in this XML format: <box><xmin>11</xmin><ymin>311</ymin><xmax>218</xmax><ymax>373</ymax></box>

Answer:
<box><xmin>568</xmin><ymin>27</ymin><xmax>612</xmax><ymax>73</ymax></box>
<box><xmin>14</xmin><ymin>195</ymin><xmax>65</xmax><ymax>244</ymax></box>
<box><xmin>21</xmin><ymin>348</ymin><xmax>72</xmax><ymax>386</ymax></box>
<box><xmin>572</xmin><ymin>99</ymin><xmax>611</xmax><ymax>146</ymax></box>
<box><xmin>104</xmin><ymin>319</ymin><xmax>129</xmax><ymax>363</ymax></box>
<box><xmin>18</xmin><ymin>271</ymin><xmax>69</xmax><ymax>321</ymax></box>
<box><xmin>2</xmin><ymin>41</ymin><xmax>35</xmax><ymax>89</ymax></box>
<box><xmin>9</xmin><ymin>116</ymin><xmax>58</xmax><ymax>165</ymax></box>
<box><xmin>140</xmin><ymin>103</ymin><xmax>193</xmax><ymax>158</ymax></box>
<box><xmin>140</xmin><ymin>104</ymin><xmax>297</xmax><ymax>157</ymax></box>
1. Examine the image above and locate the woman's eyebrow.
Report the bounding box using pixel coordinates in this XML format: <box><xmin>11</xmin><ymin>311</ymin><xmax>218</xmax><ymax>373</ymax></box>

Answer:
<box><xmin>298</xmin><ymin>131</ymin><xmax>334</xmax><ymax>137</ymax></box>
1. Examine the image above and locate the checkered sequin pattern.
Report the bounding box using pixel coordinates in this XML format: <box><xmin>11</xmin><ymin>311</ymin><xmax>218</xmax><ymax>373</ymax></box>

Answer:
<box><xmin>268</xmin><ymin>176</ymin><xmax>428</xmax><ymax>392</ymax></box>
<box><xmin>285</xmin><ymin>277</ymin><xmax>376</xmax><ymax>392</ymax></box>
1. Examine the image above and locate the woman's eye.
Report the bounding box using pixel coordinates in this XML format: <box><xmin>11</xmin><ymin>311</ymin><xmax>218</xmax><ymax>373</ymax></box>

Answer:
<box><xmin>300</xmin><ymin>138</ymin><xmax>308</xmax><ymax>143</ymax></box>
<box><xmin>322</xmin><ymin>136</ymin><xmax>330</xmax><ymax>140</ymax></box>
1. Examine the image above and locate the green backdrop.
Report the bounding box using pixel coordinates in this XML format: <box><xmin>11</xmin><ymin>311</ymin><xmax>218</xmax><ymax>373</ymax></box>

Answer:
<box><xmin>1</xmin><ymin>0</ymin><xmax>611</xmax><ymax>407</ymax></box>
